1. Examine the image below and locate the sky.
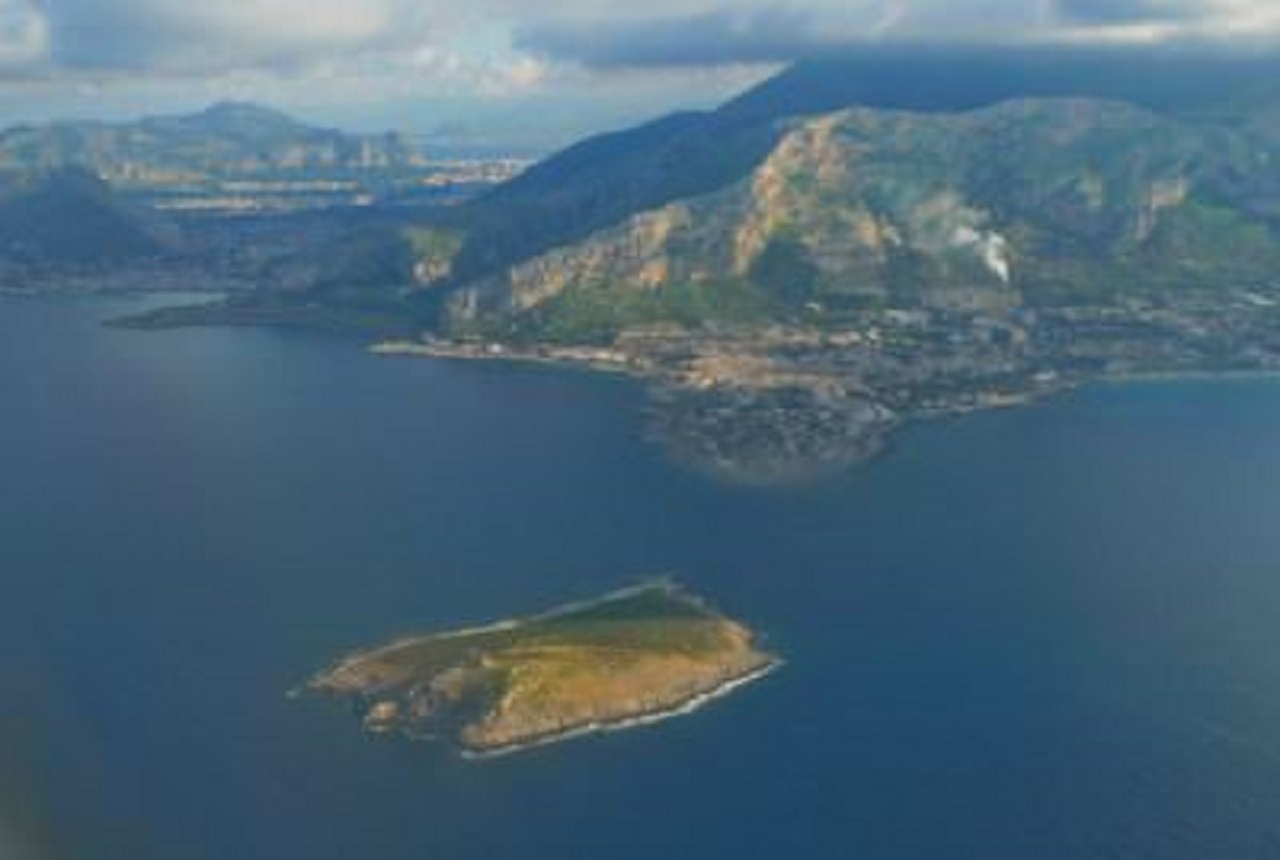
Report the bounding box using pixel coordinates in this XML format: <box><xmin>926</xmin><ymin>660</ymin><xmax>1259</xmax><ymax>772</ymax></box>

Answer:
<box><xmin>0</xmin><ymin>0</ymin><xmax>1278</xmax><ymax>151</ymax></box>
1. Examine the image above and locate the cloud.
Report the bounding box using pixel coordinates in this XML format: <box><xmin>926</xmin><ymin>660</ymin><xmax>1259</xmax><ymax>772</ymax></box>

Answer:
<box><xmin>1049</xmin><ymin>0</ymin><xmax>1280</xmax><ymax>44</ymax></box>
<box><xmin>516</xmin><ymin>8</ymin><xmax>857</xmax><ymax>69</ymax></box>
<box><xmin>1052</xmin><ymin>0</ymin><xmax>1204</xmax><ymax>25</ymax></box>
<box><xmin>44</xmin><ymin>0</ymin><xmax>427</xmax><ymax>73</ymax></box>
<box><xmin>406</xmin><ymin>46</ymin><xmax>554</xmax><ymax>97</ymax></box>
<box><xmin>0</xmin><ymin>0</ymin><xmax>47</xmax><ymax>71</ymax></box>
<box><xmin>514</xmin><ymin>4</ymin><xmax>1043</xmax><ymax>70</ymax></box>
<box><xmin>0</xmin><ymin>0</ymin><xmax>1278</xmax><ymax>98</ymax></box>
<box><xmin>514</xmin><ymin>0</ymin><xmax>1280</xmax><ymax>71</ymax></box>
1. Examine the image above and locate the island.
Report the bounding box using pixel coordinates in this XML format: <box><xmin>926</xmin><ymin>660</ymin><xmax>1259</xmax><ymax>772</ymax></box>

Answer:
<box><xmin>299</xmin><ymin>582</ymin><xmax>780</xmax><ymax>758</ymax></box>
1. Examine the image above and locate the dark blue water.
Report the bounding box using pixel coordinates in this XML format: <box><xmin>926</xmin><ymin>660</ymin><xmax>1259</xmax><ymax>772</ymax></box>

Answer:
<box><xmin>4</xmin><ymin>294</ymin><xmax>1280</xmax><ymax>859</ymax></box>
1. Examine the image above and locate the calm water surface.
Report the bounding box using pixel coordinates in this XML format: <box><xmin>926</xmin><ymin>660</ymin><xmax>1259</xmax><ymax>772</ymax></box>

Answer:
<box><xmin>3</xmin><ymin>294</ymin><xmax>1280</xmax><ymax>858</ymax></box>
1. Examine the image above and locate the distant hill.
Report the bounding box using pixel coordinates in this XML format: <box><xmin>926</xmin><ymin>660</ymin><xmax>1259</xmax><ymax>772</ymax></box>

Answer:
<box><xmin>0</xmin><ymin>168</ymin><xmax>173</xmax><ymax>266</ymax></box>
<box><xmin>446</xmin><ymin>50</ymin><xmax>1280</xmax><ymax>289</ymax></box>
<box><xmin>0</xmin><ymin>102</ymin><xmax>426</xmax><ymax>183</ymax></box>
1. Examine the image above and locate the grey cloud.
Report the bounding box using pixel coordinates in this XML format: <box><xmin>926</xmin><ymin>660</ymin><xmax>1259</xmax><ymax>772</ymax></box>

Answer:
<box><xmin>516</xmin><ymin>8</ymin><xmax>866</xmax><ymax>69</ymax></box>
<box><xmin>0</xmin><ymin>0</ymin><xmax>46</xmax><ymax>69</ymax></box>
<box><xmin>26</xmin><ymin>0</ymin><xmax>424</xmax><ymax>74</ymax></box>
<box><xmin>3</xmin><ymin>0</ymin><xmax>1280</xmax><ymax>84</ymax></box>
<box><xmin>1052</xmin><ymin>0</ymin><xmax>1205</xmax><ymax>25</ymax></box>
<box><xmin>519</xmin><ymin>1</ymin><xmax>1280</xmax><ymax>70</ymax></box>
<box><xmin>47</xmin><ymin>1</ymin><xmax>190</xmax><ymax>71</ymax></box>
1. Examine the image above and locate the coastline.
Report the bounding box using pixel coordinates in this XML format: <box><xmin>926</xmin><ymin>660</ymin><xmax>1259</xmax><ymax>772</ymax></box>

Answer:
<box><xmin>458</xmin><ymin>657</ymin><xmax>783</xmax><ymax>761</ymax></box>
<box><xmin>371</xmin><ymin>339</ymin><xmax>645</xmax><ymax>379</ymax></box>
<box><xmin>374</xmin><ymin>333</ymin><xmax>1280</xmax><ymax>486</ymax></box>
<box><xmin>1099</xmin><ymin>368</ymin><xmax>1280</xmax><ymax>386</ymax></box>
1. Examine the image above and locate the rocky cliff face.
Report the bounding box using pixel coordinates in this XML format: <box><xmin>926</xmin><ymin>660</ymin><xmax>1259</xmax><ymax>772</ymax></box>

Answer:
<box><xmin>449</xmin><ymin>98</ymin><xmax>1279</xmax><ymax>339</ymax></box>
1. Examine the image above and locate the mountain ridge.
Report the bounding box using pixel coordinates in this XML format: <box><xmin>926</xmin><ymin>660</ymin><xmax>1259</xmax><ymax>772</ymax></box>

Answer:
<box><xmin>0</xmin><ymin>102</ymin><xmax>426</xmax><ymax>182</ymax></box>
<box><xmin>444</xmin><ymin>50</ymin><xmax>1280</xmax><ymax>291</ymax></box>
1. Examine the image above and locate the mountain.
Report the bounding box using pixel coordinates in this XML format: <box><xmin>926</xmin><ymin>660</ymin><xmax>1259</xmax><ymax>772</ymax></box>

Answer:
<box><xmin>157</xmin><ymin>52</ymin><xmax>1280</xmax><ymax>342</ymax></box>
<box><xmin>446</xmin><ymin>97</ymin><xmax>1280</xmax><ymax>341</ymax></box>
<box><xmin>444</xmin><ymin>50</ymin><xmax>1280</xmax><ymax>290</ymax></box>
<box><xmin>449</xmin><ymin>110</ymin><xmax>782</xmax><ymax>284</ymax></box>
<box><xmin>0</xmin><ymin>102</ymin><xmax>425</xmax><ymax>183</ymax></box>
<box><xmin>0</xmin><ymin>168</ymin><xmax>173</xmax><ymax>267</ymax></box>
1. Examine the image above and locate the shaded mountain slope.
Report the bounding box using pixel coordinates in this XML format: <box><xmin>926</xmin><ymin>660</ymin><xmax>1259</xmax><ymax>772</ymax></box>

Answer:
<box><xmin>0</xmin><ymin>168</ymin><xmax>173</xmax><ymax>266</ymax></box>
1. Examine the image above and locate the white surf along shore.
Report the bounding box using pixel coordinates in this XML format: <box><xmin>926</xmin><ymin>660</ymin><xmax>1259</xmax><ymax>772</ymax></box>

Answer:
<box><xmin>460</xmin><ymin>658</ymin><xmax>783</xmax><ymax>761</ymax></box>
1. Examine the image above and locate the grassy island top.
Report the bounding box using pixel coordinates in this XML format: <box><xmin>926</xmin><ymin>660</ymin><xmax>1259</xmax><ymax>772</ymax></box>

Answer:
<box><xmin>304</xmin><ymin>582</ymin><xmax>779</xmax><ymax>757</ymax></box>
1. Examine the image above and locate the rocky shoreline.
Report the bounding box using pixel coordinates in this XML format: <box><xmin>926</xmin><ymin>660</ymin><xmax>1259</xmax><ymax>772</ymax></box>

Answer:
<box><xmin>458</xmin><ymin>658</ymin><xmax>782</xmax><ymax>760</ymax></box>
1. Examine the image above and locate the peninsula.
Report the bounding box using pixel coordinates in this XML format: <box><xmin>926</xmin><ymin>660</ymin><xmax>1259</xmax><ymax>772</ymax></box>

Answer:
<box><xmin>301</xmin><ymin>582</ymin><xmax>780</xmax><ymax>758</ymax></box>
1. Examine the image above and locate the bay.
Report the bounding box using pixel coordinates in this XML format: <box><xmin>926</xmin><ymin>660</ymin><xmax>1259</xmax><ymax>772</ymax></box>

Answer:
<box><xmin>3</xmin><ymin>294</ymin><xmax>1280</xmax><ymax>858</ymax></box>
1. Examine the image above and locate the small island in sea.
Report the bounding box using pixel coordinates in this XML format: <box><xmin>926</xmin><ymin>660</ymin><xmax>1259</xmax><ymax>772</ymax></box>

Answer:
<box><xmin>300</xmin><ymin>582</ymin><xmax>780</xmax><ymax>758</ymax></box>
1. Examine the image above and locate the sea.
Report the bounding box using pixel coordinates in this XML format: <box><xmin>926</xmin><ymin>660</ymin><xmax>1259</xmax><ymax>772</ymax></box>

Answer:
<box><xmin>3</xmin><ymin>293</ymin><xmax>1280</xmax><ymax>859</ymax></box>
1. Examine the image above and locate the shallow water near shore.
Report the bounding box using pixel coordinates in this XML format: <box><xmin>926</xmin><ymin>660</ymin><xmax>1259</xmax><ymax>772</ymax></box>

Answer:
<box><xmin>4</xmin><ymin>294</ymin><xmax>1280</xmax><ymax>858</ymax></box>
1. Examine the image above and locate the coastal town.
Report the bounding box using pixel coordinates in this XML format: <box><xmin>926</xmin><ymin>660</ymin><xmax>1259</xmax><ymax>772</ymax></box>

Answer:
<box><xmin>376</xmin><ymin>284</ymin><xmax>1280</xmax><ymax>481</ymax></box>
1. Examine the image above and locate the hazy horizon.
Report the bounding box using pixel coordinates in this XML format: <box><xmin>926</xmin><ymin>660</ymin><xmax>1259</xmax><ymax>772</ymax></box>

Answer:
<box><xmin>3</xmin><ymin>0</ymin><xmax>1279</xmax><ymax>151</ymax></box>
